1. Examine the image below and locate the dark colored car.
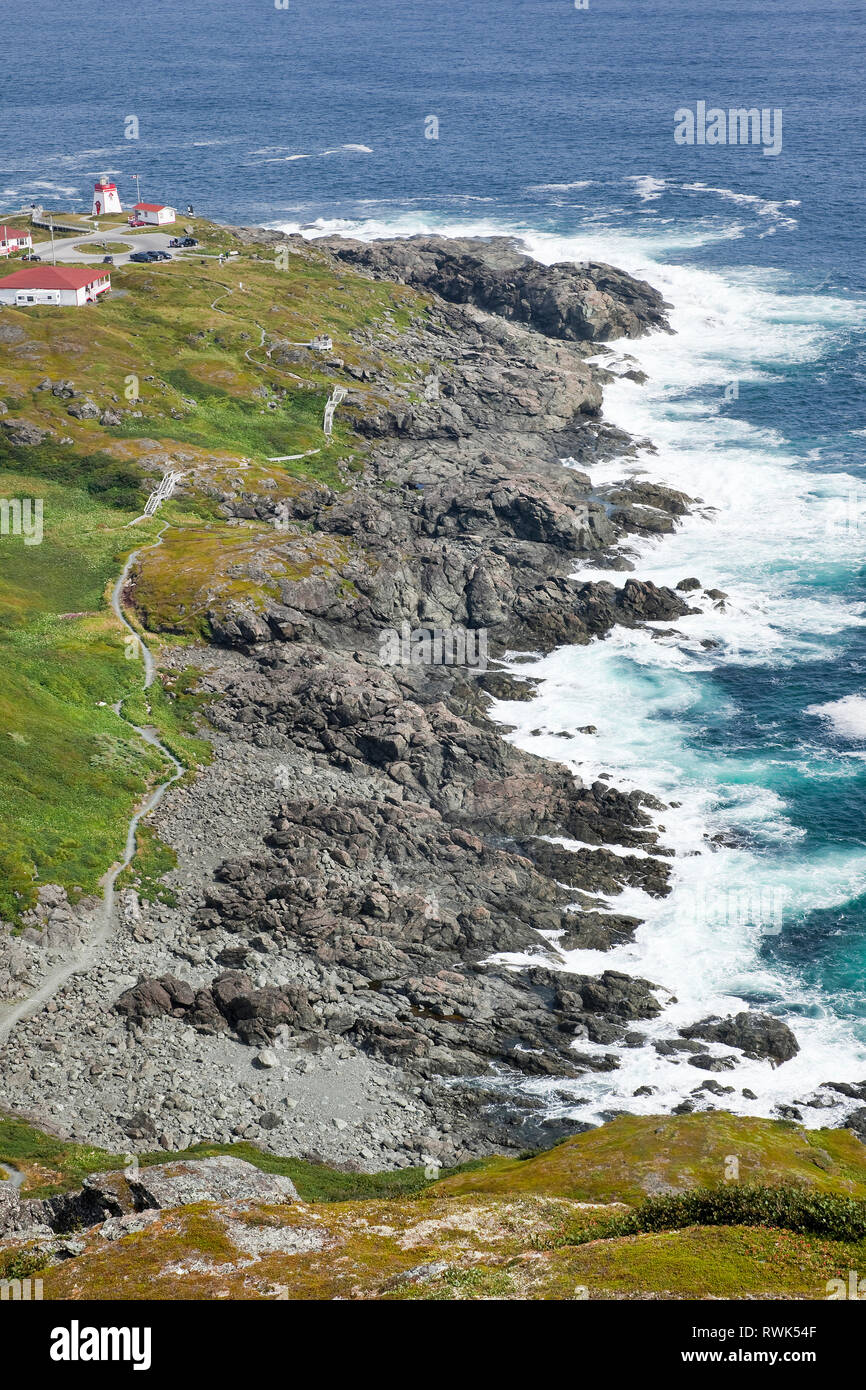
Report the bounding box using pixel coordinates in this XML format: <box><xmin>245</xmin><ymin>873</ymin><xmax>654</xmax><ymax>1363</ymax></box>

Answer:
<box><xmin>148</xmin><ymin>250</ymin><xmax>171</xmax><ymax>261</ymax></box>
<box><xmin>128</xmin><ymin>251</ymin><xmax>151</xmax><ymax>263</ymax></box>
<box><xmin>102</xmin><ymin>255</ymin><xmax>114</xmax><ymax>264</ymax></box>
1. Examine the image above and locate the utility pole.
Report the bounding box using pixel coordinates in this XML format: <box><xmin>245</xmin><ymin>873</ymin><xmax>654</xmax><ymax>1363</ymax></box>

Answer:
<box><xmin>133</xmin><ymin>174</ymin><xmax>142</xmax><ymax>207</ymax></box>
<box><xmin>49</xmin><ymin>216</ymin><xmax>56</xmax><ymax>266</ymax></box>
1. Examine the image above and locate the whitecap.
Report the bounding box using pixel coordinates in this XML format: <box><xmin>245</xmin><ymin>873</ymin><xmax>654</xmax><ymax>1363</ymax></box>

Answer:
<box><xmin>807</xmin><ymin>696</ymin><xmax>866</xmax><ymax>741</ymax></box>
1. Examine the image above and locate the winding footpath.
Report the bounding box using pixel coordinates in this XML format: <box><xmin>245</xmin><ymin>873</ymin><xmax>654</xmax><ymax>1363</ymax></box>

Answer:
<box><xmin>0</xmin><ymin>527</ymin><xmax>184</xmax><ymax>1046</ymax></box>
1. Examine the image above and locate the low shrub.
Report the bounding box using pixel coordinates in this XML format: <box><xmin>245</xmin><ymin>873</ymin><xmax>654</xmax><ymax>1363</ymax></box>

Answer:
<box><xmin>556</xmin><ymin>1184</ymin><xmax>866</xmax><ymax>1248</ymax></box>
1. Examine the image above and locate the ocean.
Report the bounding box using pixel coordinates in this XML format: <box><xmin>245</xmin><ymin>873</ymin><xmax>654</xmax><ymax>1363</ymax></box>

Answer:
<box><xmin>2</xmin><ymin>0</ymin><xmax>865</xmax><ymax>1122</ymax></box>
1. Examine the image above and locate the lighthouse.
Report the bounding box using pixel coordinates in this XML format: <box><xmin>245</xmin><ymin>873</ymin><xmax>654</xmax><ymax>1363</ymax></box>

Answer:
<box><xmin>91</xmin><ymin>176</ymin><xmax>122</xmax><ymax>217</ymax></box>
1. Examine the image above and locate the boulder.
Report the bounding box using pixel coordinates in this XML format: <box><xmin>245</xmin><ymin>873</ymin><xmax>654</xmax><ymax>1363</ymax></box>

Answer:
<box><xmin>37</xmin><ymin>1158</ymin><xmax>298</xmax><ymax>1234</ymax></box>
<box><xmin>128</xmin><ymin>1156</ymin><xmax>298</xmax><ymax>1209</ymax></box>
<box><xmin>0</xmin><ymin>418</ymin><xmax>52</xmax><ymax>447</ymax></box>
<box><xmin>66</xmin><ymin>400</ymin><xmax>100</xmax><ymax>421</ymax></box>
<box><xmin>680</xmin><ymin>1012</ymin><xmax>799</xmax><ymax>1065</ymax></box>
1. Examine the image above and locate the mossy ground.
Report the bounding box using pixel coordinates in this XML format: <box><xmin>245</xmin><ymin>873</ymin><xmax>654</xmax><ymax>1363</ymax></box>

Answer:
<box><xmin>30</xmin><ymin>1194</ymin><xmax>866</xmax><ymax>1302</ymax></box>
<box><xmin>4</xmin><ymin>1108</ymin><xmax>866</xmax><ymax>1300</ymax></box>
<box><xmin>129</xmin><ymin>521</ymin><xmax>362</xmax><ymax>640</ymax></box>
<box><xmin>430</xmin><ymin>1112</ymin><xmax>866</xmax><ymax>1204</ymax></box>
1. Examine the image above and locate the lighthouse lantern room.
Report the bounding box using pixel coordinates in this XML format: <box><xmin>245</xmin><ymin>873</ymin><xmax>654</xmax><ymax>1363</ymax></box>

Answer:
<box><xmin>91</xmin><ymin>177</ymin><xmax>123</xmax><ymax>217</ymax></box>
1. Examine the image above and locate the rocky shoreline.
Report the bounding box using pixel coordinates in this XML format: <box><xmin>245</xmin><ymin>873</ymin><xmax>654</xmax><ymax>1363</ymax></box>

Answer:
<box><xmin>1</xmin><ymin>231</ymin><xmax>850</xmax><ymax>1171</ymax></box>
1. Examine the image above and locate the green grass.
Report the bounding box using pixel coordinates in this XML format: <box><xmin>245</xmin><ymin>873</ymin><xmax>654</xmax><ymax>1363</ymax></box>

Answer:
<box><xmin>0</xmin><ymin>472</ymin><xmax>177</xmax><ymax>917</ymax></box>
<box><xmin>139</xmin><ymin>1140</ymin><xmax>448</xmax><ymax>1203</ymax></box>
<box><xmin>0</xmin><ymin>216</ymin><xmax>431</xmax><ymax>917</ymax></box>
<box><xmin>112</xmin><ymin>379</ymin><xmax>350</xmax><ymax>486</ymax></box>
<box><xmin>0</xmin><ymin>1111</ymin><xmax>463</xmax><ymax>1204</ymax></box>
<box><xmin>114</xmin><ymin>824</ymin><xmax>178</xmax><ymax>907</ymax></box>
<box><xmin>120</xmin><ymin>665</ymin><xmax>213</xmax><ymax>771</ymax></box>
<box><xmin>431</xmin><ymin>1111</ymin><xmax>866</xmax><ymax>1204</ymax></box>
<box><xmin>0</xmin><ymin>438</ymin><xmax>144</xmax><ymax>513</ymax></box>
<box><xmin>0</xmin><ymin>1111</ymin><xmax>129</xmax><ymax>1196</ymax></box>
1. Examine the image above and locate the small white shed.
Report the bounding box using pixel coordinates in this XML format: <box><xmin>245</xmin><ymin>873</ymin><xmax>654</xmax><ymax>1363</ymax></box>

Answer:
<box><xmin>132</xmin><ymin>203</ymin><xmax>176</xmax><ymax>226</ymax></box>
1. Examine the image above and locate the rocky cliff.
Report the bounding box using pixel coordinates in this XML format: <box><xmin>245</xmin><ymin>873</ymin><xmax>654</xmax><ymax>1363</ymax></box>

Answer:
<box><xmin>0</xmin><ymin>230</ymin><xmax>809</xmax><ymax>1173</ymax></box>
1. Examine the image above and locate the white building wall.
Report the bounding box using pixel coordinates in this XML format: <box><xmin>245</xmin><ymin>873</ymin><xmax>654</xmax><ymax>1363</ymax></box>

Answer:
<box><xmin>0</xmin><ymin>283</ymin><xmax>107</xmax><ymax>306</ymax></box>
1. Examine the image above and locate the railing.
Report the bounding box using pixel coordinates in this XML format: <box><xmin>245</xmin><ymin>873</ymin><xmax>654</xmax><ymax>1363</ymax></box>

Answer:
<box><xmin>127</xmin><ymin>470</ymin><xmax>183</xmax><ymax>526</ymax></box>
<box><xmin>28</xmin><ymin>206</ymin><xmax>89</xmax><ymax>235</ymax></box>
<box><xmin>323</xmin><ymin>386</ymin><xmax>347</xmax><ymax>438</ymax></box>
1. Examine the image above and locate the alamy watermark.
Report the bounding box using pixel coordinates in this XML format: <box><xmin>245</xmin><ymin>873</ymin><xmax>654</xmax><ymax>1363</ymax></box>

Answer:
<box><xmin>827</xmin><ymin>1270</ymin><xmax>866</xmax><ymax>1299</ymax></box>
<box><xmin>0</xmin><ymin>1277</ymin><xmax>43</xmax><ymax>1300</ymax></box>
<box><xmin>0</xmin><ymin>498</ymin><xmax>43</xmax><ymax>545</ymax></box>
<box><xmin>378</xmin><ymin>622</ymin><xmax>488</xmax><ymax>672</ymax></box>
<box><xmin>680</xmin><ymin>884</ymin><xmax>787</xmax><ymax>937</ymax></box>
<box><xmin>822</xmin><ymin>491</ymin><xmax>866</xmax><ymax>537</ymax></box>
<box><xmin>675</xmin><ymin>103</ymin><xmax>782</xmax><ymax>157</ymax></box>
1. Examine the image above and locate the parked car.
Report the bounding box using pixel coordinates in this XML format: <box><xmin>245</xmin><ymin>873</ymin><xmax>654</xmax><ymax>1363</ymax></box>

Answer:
<box><xmin>102</xmin><ymin>255</ymin><xmax>114</xmax><ymax>264</ymax></box>
<box><xmin>128</xmin><ymin>251</ymin><xmax>151</xmax><ymax>262</ymax></box>
<box><xmin>148</xmin><ymin>250</ymin><xmax>172</xmax><ymax>261</ymax></box>
<box><xmin>169</xmin><ymin>236</ymin><xmax>198</xmax><ymax>248</ymax></box>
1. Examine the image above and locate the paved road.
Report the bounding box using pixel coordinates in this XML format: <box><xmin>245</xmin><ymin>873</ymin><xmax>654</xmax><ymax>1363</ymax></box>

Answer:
<box><xmin>29</xmin><ymin>229</ymin><xmax>196</xmax><ymax>267</ymax></box>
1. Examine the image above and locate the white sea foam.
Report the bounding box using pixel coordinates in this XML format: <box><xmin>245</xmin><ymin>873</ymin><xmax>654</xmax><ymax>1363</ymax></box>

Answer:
<box><xmin>525</xmin><ymin>180</ymin><xmax>593</xmax><ymax>192</ymax></box>
<box><xmin>681</xmin><ymin>181</ymin><xmax>800</xmax><ymax>235</ymax></box>
<box><xmin>253</xmin><ymin>143</ymin><xmax>373</xmax><ymax>167</ymax></box>
<box><xmin>277</xmin><ymin>199</ymin><xmax>866</xmax><ymax>1124</ymax></box>
<box><xmin>627</xmin><ymin>174</ymin><xmax>666</xmax><ymax>201</ymax></box>
<box><xmin>807</xmin><ymin>696</ymin><xmax>866</xmax><ymax>741</ymax></box>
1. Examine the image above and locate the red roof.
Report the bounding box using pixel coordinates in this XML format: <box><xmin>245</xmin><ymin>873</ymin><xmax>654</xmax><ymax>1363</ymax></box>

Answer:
<box><xmin>133</xmin><ymin>203</ymin><xmax>167</xmax><ymax>212</ymax></box>
<box><xmin>0</xmin><ymin>227</ymin><xmax>31</xmax><ymax>241</ymax></box>
<box><xmin>0</xmin><ymin>266</ymin><xmax>110</xmax><ymax>290</ymax></box>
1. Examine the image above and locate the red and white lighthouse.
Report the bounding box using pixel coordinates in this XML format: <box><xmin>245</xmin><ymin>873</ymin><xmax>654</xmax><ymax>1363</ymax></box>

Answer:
<box><xmin>91</xmin><ymin>176</ymin><xmax>122</xmax><ymax>217</ymax></box>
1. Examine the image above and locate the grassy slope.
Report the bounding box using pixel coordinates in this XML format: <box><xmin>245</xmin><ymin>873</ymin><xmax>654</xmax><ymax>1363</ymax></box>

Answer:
<box><xmin>0</xmin><ymin>222</ymin><xmax>428</xmax><ymax>916</ymax></box>
<box><xmin>429</xmin><ymin>1112</ymin><xmax>866</xmax><ymax>1203</ymax></box>
<box><xmin>0</xmin><ymin>471</ymin><xmax>170</xmax><ymax>913</ymax></box>
<box><xmin>3</xmin><ymin>1107</ymin><xmax>866</xmax><ymax>1299</ymax></box>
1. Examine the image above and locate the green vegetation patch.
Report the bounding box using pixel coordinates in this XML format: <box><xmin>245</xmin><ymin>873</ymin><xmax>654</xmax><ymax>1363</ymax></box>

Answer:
<box><xmin>538</xmin><ymin>1223</ymin><xmax>866</xmax><ymax>1301</ymax></box>
<box><xmin>552</xmin><ymin>1182</ymin><xmax>866</xmax><ymax>1248</ymax></box>
<box><xmin>430</xmin><ymin>1111</ymin><xmax>866</xmax><ymax>1204</ymax></box>
<box><xmin>115</xmin><ymin>824</ymin><xmax>178</xmax><ymax>908</ymax></box>
<box><xmin>0</xmin><ymin>473</ymin><xmax>175</xmax><ymax>917</ymax></box>
<box><xmin>0</xmin><ymin>1108</ymin><xmax>484</xmax><ymax>1206</ymax></box>
<box><xmin>0</xmin><ymin>437</ymin><xmax>144</xmax><ymax>513</ymax></box>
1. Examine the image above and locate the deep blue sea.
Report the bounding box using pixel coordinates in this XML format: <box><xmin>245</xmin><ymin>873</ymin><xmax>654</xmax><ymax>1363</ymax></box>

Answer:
<box><xmin>2</xmin><ymin>0</ymin><xmax>865</xmax><ymax>1119</ymax></box>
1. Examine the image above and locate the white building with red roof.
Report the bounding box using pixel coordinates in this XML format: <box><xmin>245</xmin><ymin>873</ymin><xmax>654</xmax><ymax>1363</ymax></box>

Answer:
<box><xmin>0</xmin><ymin>265</ymin><xmax>111</xmax><ymax>307</ymax></box>
<box><xmin>0</xmin><ymin>227</ymin><xmax>33</xmax><ymax>257</ymax></box>
<box><xmin>131</xmin><ymin>202</ymin><xmax>175</xmax><ymax>226</ymax></box>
